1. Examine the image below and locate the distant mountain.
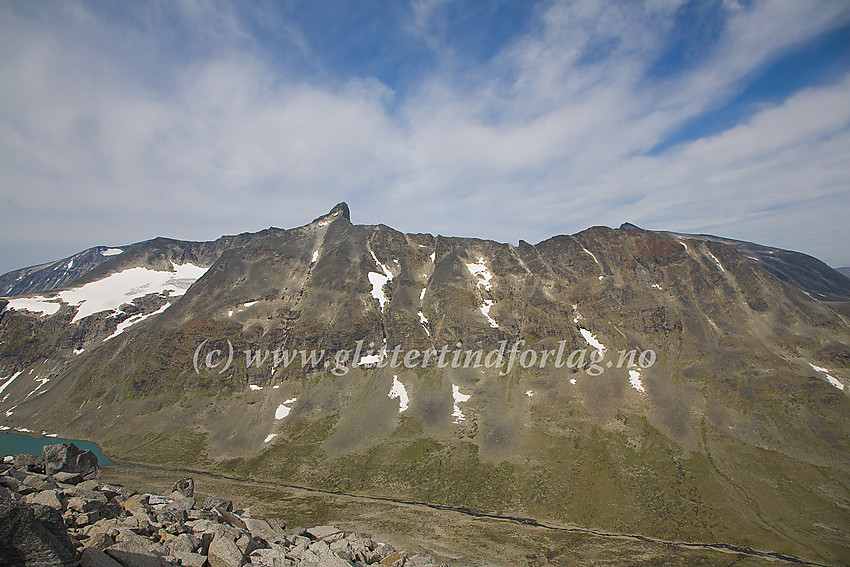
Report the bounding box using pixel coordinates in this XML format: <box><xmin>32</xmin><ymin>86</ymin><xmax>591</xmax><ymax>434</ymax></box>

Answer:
<box><xmin>1</xmin><ymin>203</ymin><xmax>848</xmax><ymax>565</ymax></box>
<box><xmin>837</xmin><ymin>266</ymin><xmax>850</xmax><ymax>279</ymax></box>
<box><xmin>0</xmin><ymin>246</ymin><xmax>129</xmax><ymax>297</ymax></box>
<box><xmin>619</xmin><ymin>223</ymin><xmax>850</xmax><ymax>302</ymax></box>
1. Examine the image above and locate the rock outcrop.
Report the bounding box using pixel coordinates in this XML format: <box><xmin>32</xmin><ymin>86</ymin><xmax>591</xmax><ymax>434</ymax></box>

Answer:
<box><xmin>1</xmin><ymin>446</ymin><xmax>448</xmax><ymax>567</ymax></box>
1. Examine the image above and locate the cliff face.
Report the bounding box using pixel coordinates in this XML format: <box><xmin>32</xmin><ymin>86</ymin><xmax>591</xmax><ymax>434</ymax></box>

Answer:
<box><xmin>1</xmin><ymin>204</ymin><xmax>848</xmax><ymax>564</ymax></box>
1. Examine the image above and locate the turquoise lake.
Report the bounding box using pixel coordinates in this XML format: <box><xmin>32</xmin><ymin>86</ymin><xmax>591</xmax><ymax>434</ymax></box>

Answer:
<box><xmin>0</xmin><ymin>432</ymin><xmax>114</xmax><ymax>465</ymax></box>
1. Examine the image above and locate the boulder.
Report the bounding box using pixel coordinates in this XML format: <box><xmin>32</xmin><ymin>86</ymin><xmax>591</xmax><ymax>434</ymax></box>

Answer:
<box><xmin>81</xmin><ymin>547</ymin><xmax>124</xmax><ymax>567</ymax></box>
<box><xmin>13</xmin><ymin>454</ymin><xmax>45</xmax><ymax>473</ymax></box>
<box><xmin>305</xmin><ymin>526</ymin><xmax>342</xmax><ymax>542</ymax></box>
<box><xmin>42</xmin><ymin>444</ymin><xmax>99</xmax><ymax>479</ymax></box>
<box><xmin>172</xmin><ymin>551</ymin><xmax>207</xmax><ymax>567</ymax></box>
<box><xmin>0</xmin><ymin>500</ymin><xmax>77</xmax><ymax>567</ymax></box>
<box><xmin>27</xmin><ymin>489</ymin><xmax>64</xmax><ymax>511</ymax></box>
<box><xmin>208</xmin><ymin>533</ymin><xmax>245</xmax><ymax>567</ymax></box>
<box><xmin>51</xmin><ymin>472</ymin><xmax>83</xmax><ymax>485</ymax></box>
<box><xmin>105</xmin><ymin>539</ymin><xmax>168</xmax><ymax>567</ymax></box>
<box><xmin>171</xmin><ymin>478</ymin><xmax>194</xmax><ymax>498</ymax></box>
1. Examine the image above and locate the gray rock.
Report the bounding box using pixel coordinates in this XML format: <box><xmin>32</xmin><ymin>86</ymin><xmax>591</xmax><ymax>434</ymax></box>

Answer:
<box><xmin>171</xmin><ymin>479</ymin><xmax>194</xmax><ymax>499</ymax></box>
<box><xmin>81</xmin><ymin>547</ymin><xmax>124</xmax><ymax>567</ymax></box>
<box><xmin>249</xmin><ymin>547</ymin><xmax>292</xmax><ymax>567</ymax></box>
<box><xmin>168</xmin><ymin>533</ymin><xmax>200</xmax><ymax>555</ymax></box>
<box><xmin>316</xmin><ymin>554</ymin><xmax>353</xmax><ymax>567</ymax></box>
<box><xmin>305</xmin><ymin>526</ymin><xmax>341</xmax><ymax>542</ymax></box>
<box><xmin>67</xmin><ymin>496</ymin><xmax>103</xmax><ymax>513</ymax></box>
<box><xmin>201</xmin><ymin>497</ymin><xmax>232</xmax><ymax>512</ymax></box>
<box><xmin>0</xmin><ymin>500</ymin><xmax>77</xmax><ymax>567</ymax></box>
<box><xmin>105</xmin><ymin>539</ymin><xmax>169</xmax><ymax>567</ymax></box>
<box><xmin>22</xmin><ymin>473</ymin><xmax>58</xmax><ymax>492</ymax></box>
<box><xmin>27</xmin><ymin>489</ymin><xmax>64</xmax><ymax>510</ymax></box>
<box><xmin>51</xmin><ymin>472</ymin><xmax>83</xmax><ymax>485</ymax></box>
<box><xmin>234</xmin><ymin>532</ymin><xmax>259</xmax><ymax>556</ymax></box>
<box><xmin>85</xmin><ymin>531</ymin><xmax>116</xmax><ymax>551</ymax></box>
<box><xmin>207</xmin><ymin>534</ymin><xmax>245</xmax><ymax>567</ymax></box>
<box><xmin>308</xmin><ymin>540</ymin><xmax>330</xmax><ymax>556</ymax></box>
<box><xmin>13</xmin><ymin>454</ymin><xmax>45</xmax><ymax>473</ymax></box>
<box><xmin>42</xmin><ymin>443</ymin><xmax>99</xmax><ymax>479</ymax></box>
<box><xmin>172</xmin><ymin>551</ymin><xmax>207</xmax><ymax>567</ymax></box>
<box><xmin>214</xmin><ymin>507</ymin><xmax>247</xmax><ymax>531</ymax></box>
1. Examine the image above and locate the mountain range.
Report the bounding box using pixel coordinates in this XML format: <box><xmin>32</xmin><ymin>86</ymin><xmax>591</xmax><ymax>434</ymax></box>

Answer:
<box><xmin>1</xmin><ymin>203</ymin><xmax>848</xmax><ymax>565</ymax></box>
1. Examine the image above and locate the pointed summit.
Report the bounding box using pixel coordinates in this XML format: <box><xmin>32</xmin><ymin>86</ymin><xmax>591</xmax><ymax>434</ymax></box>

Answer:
<box><xmin>330</xmin><ymin>202</ymin><xmax>350</xmax><ymax>220</ymax></box>
<box><xmin>311</xmin><ymin>202</ymin><xmax>350</xmax><ymax>225</ymax></box>
<box><xmin>619</xmin><ymin>222</ymin><xmax>643</xmax><ymax>231</ymax></box>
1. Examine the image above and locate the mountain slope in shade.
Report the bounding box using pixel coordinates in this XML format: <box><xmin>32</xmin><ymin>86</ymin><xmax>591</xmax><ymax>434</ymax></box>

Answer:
<box><xmin>0</xmin><ymin>203</ymin><xmax>848</xmax><ymax>565</ymax></box>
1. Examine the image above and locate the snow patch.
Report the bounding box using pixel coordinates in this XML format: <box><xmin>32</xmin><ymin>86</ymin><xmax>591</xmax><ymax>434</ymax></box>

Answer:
<box><xmin>579</xmin><ymin>328</ymin><xmax>606</xmax><ymax>352</ymax></box>
<box><xmin>67</xmin><ymin>260</ymin><xmax>74</xmax><ymax>269</ymax></box>
<box><xmin>249</xmin><ymin>385</ymin><xmax>263</xmax><ymax>391</ymax></box>
<box><xmin>101</xmin><ymin>248</ymin><xmax>123</xmax><ymax>256</ymax></box>
<box><xmin>809</xmin><ymin>363</ymin><xmax>845</xmax><ymax>391</ymax></box>
<box><xmin>705</xmin><ymin>250</ymin><xmax>726</xmax><ymax>272</ymax></box>
<box><xmin>479</xmin><ymin>299</ymin><xmax>498</xmax><ymax>328</ymax></box>
<box><xmin>451</xmin><ymin>384</ymin><xmax>471</xmax><ymax>424</ymax></box>
<box><xmin>367</xmin><ymin>272</ymin><xmax>390</xmax><ymax>311</ymax></box>
<box><xmin>104</xmin><ymin>303</ymin><xmax>169</xmax><ymax>341</ymax></box>
<box><xmin>429</xmin><ymin>252</ymin><xmax>435</xmax><ymax>262</ymax></box>
<box><xmin>465</xmin><ymin>259</ymin><xmax>493</xmax><ymax>291</ymax></box>
<box><xmin>420</xmin><ymin>287</ymin><xmax>426</xmax><ymax>301</ymax></box>
<box><xmin>0</xmin><ymin>371</ymin><xmax>23</xmax><ymax>396</ymax></box>
<box><xmin>58</xmin><ymin>264</ymin><xmax>208</xmax><ymax>323</ymax></box>
<box><xmin>24</xmin><ymin>376</ymin><xmax>50</xmax><ymax>400</ymax></box>
<box><xmin>367</xmin><ymin>249</ymin><xmax>394</xmax><ymax>312</ymax></box>
<box><xmin>73</xmin><ymin>348</ymin><xmax>84</xmax><ymax>355</ymax></box>
<box><xmin>264</xmin><ymin>434</ymin><xmax>278</xmax><ymax>443</ymax></box>
<box><xmin>570</xmin><ymin>378</ymin><xmax>577</xmax><ymax>385</ymax></box>
<box><xmin>418</xmin><ymin>311</ymin><xmax>430</xmax><ymax>335</ymax></box>
<box><xmin>4</xmin><ymin>297</ymin><xmax>61</xmax><ymax>316</ymax></box>
<box><xmin>651</xmin><ymin>283</ymin><xmax>663</xmax><ymax>290</ymax></box>
<box><xmin>581</xmin><ymin>246</ymin><xmax>600</xmax><ymax>265</ymax></box>
<box><xmin>526</xmin><ymin>390</ymin><xmax>533</xmax><ymax>397</ymax></box>
<box><xmin>388</xmin><ymin>375</ymin><xmax>409</xmax><ymax>413</ymax></box>
<box><xmin>311</xmin><ymin>250</ymin><xmax>319</xmax><ymax>263</ymax></box>
<box><xmin>275</xmin><ymin>398</ymin><xmax>297</xmax><ymax>420</ymax></box>
<box><xmin>628</xmin><ymin>369</ymin><xmax>646</xmax><ymax>393</ymax></box>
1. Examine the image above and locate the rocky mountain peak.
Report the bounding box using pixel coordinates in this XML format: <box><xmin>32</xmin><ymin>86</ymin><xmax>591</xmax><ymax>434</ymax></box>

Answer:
<box><xmin>618</xmin><ymin>222</ymin><xmax>644</xmax><ymax>231</ymax></box>
<box><xmin>310</xmin><ymin>202</ymin><xmax>351</xmax><ymax>226</ymax></box>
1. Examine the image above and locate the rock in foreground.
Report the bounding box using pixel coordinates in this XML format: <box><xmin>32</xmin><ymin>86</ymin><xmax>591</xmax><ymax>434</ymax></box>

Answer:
<box><xmin>1</xmin><ymin>446</ymin><xmax>450</xmax><ymax>567</ymax></box>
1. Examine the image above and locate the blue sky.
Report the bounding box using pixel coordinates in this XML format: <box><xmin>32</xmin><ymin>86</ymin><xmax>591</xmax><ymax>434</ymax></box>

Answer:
<box><xmin>1</xmin><ymin>0</ymin><xmax>849</xmax><ymax>275</ymax></box>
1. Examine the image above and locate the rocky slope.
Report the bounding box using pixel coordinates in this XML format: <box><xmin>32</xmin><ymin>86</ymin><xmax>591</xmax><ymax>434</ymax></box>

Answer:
<box><xmin>1</xmin><ymin>443</ymin><xmax>436</xmax><ymax>567</ymax></box>
<box><xmin>0</xmin><ymin>204</ymin><xmax>848</xmax><ymax>565</ymax></box>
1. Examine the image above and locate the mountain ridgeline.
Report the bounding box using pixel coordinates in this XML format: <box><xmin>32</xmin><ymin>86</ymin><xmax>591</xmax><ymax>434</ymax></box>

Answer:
<box><xmin>1</xmin><ymin>203</ymin><xmax>849</xmax><ymax>565</ymax></box>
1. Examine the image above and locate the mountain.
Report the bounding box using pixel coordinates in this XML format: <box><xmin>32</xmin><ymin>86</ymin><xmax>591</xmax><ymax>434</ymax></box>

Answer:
<box><xmin>620</xmin><ymin>223</ymin><xmax>850</xmax><ymax>302</ymax></box>
<box><xmin>0</xmin><ymin>245</ymin><xmax>130</xmax><ymax>297</ymax></box>
<box><xmin>837</xmin><ymin>266</ymin><xmax>850</xmax><ymax>279</ymax></box>
<box><xmin>1</xmin><ymin>203</ymin><xmax>848</xmax><ymax>565</ymax></box>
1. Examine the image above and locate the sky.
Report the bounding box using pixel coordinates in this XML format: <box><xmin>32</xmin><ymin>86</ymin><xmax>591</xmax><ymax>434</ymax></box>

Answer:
<box><xmin>1</xmin><ymin>0</ymin><xmax>849</xmax><ymax>276</ymax></box>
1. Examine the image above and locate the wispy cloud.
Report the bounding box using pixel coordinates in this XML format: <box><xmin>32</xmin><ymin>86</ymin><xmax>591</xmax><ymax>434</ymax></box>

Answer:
<box><xmin>1</xmin><ymin>0</ymin><xmax>849</xmax><ymax>274</ymax></box>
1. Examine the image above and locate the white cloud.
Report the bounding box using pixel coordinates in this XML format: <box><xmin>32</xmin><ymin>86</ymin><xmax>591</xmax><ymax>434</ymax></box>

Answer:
<box><xmin>1</xmin><ymin>0</ymin><xmax>849</xmax><ymax>274</ymax></box>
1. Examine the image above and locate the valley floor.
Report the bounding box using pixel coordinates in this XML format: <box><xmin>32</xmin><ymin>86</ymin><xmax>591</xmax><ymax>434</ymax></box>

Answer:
<box><xmin>101</xmin><ymin>463</ymin><xmax>830</xmax><ymax>567</ymax></box>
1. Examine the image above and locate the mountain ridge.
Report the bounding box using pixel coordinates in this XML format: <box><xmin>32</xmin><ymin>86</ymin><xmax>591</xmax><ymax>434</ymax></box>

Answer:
<box><xmin>1</xmin><ymin>203</ymin><xmax>848</xmax><ymax>565</ymax></box>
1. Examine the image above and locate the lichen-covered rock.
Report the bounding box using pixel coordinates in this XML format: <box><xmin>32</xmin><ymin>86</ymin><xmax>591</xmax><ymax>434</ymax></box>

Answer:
<box><xmin>42</xmin><ymin>444</ymin><xmax>99</xmax><ymax>479</ymax></box>
<box><xmin>0</xmin><ymin>500</ymin><xmax>76</xmax><ymax>567</ymax></box>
